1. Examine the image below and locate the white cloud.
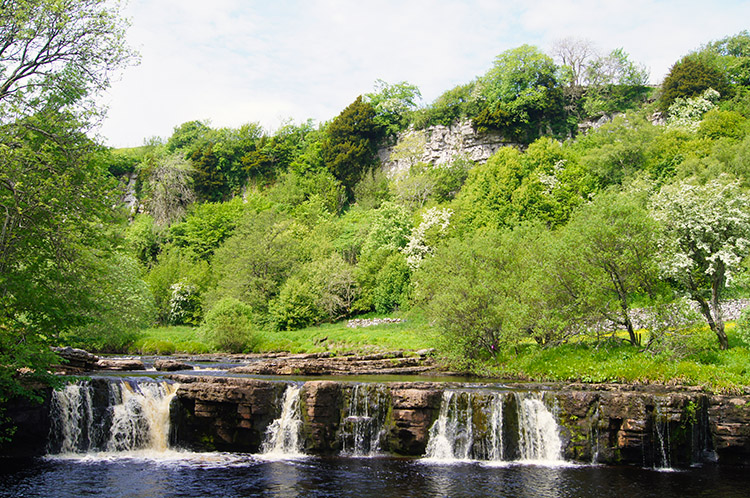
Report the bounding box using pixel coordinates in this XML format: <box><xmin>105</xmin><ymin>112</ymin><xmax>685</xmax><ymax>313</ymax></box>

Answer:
<box><xmin>97</xmin><ymin>0</ymin><xmax>750</xmax><ymax>147</ymax></box>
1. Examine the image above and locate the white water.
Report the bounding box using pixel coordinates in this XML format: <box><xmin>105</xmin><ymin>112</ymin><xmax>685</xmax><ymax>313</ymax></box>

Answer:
<box><xmin>49</xmin><ymin>380</ymin><xmax>178</xmax><ymax>456</ymax></box>
<box><xmin>515</xmin><ymin>393</ymin><xmax>562</xmax><ymax>463</ymax></box>
<box><xmin>425</xmin><ymin>391</ymin><xmax>476</xmax><ymax>461</ymax></box>
<box><xmin>341</xmin><ymin>384</ymin><xmax>390</xmax><ymax>456</ymax></box>
<box><xmin>261</xmin><ymin>384</ymin><xmax>304</xmax><ymax>458</ymax></box>
<box><xmin>425</xmin><ymin>390</ymin><xmax>562</xmax><ymax>465</ymax></box>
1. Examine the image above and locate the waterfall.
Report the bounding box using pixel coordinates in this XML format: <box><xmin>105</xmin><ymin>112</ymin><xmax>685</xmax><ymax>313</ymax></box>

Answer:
<box><xmin>515</xmin><ymin>392</ymin><xmax>562</xmax><ymax>463</ymax></box>
<box><xmin>424</xmin><ymin>390</ymin><xmax>562</xmax><ymax>464</ymax></box>
<box><xmin>425</xmin><ymin>390</ymin><xmax>504</xmax><ymax>462</ymax></box>
<box><xmin>261</xmin><ymin>384</ymin><xmax>304</xmax><ymax>458</ymax></box>
<box><xmin>48</xmin><ymin>379</ymin><xmax>178</xmax><ymax>455</ymax></box>
<box><xmin>340</xmin><ymin>383</ymin><xmax>390</xmax><ymax>456</ymax></box>
<box><xmin>652</xmin><ymin>398</ymin><xmax>673</xmax><ymax>470</ymax></box>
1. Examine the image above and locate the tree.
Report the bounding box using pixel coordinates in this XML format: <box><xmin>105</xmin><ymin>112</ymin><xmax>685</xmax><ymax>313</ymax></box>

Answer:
<box><xmin>560</xmin><ymin>189</ymin><xmax>659</xmax><ymax>346</ymax></box>
<box><xmin>659</xmin><ymin>54</ymin><xmax>729</xmax><ymax>111</ymax></box>
<box><xmin>474</xmin><ymin>45</ymin><xmax>566</xmax><ymax>141</ymax></box>
<box><xmin>322</xmin><ymin>96</ymin><xmax>384</xmax><ymax>198</ymax></box>
<box><xmin>0</xmin><ymin>0</ymin><xmax>134</xmax><ymax>122</ymax></box>
<box><xmin>650</xmin><ymin>178</ymin><xmax>750</xmax><ymax>349</ymax></box>
<box><xmin>140</xmin><ymin>151</ymin><xmax>196</xmax><ymax>227</ymax></box>
<box><xmin>0</xmin><ymin>0</ymin><xmax>134</xmax><ymax>438</ymax></box>
<box><xmin>702</xmin><ymin>30</ymin><xmax>750</xmax><ymax>86</ymax></box>
<box><xmin>364</xmin><ymin>79</ymin><xmax>422</xmax><ymax>137</ymax></box>
<box><xmin>553</xmin><ymin>37</ymin><xmax>596</xmax><ymax>88</ymax></box>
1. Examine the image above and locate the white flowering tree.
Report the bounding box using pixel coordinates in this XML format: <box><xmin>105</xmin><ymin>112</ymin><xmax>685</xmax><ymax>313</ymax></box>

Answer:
<box><xmin>403</xmin><ymin>207</ymin><xmax>453</xmax><ymax>270</ymax></box>
<box><xmin>650</xmin><ymin>178</ymin><xmax>750</xmax><ymax>349</ymax></box>
<box><xmin>666</xmin><ymin>88</ymin><xmax>720</xmax><ymax>132</ymax></box>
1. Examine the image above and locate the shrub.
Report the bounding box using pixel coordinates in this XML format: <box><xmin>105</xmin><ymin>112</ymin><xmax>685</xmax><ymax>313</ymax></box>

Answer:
<box><xmin>735</xmin><ymin>307</ymin><xmax>750</xmax><ymax>346</ymax></box>
<box><xmin>202</xmin><ymin>298</ymin><xmax>257</xmax><ymax>353</ymax></box>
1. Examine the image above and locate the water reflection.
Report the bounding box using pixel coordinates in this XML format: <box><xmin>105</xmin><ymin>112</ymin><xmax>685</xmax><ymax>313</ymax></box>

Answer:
<box><xmin>3</xmin><ymin>456</ymin><xmax>750</xmax><ymax>498</ymax></box>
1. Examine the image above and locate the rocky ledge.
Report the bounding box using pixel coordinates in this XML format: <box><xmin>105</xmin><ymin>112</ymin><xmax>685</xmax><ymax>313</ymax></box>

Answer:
<box><xmin>167</xmin><ymin>377</ymin><xmax>750</xmax><ymax>466</ymax></box>
<box><xmin>229</xmin><ymin>350</ymin><xmax>438</xmax><ymax>376</ymax></box>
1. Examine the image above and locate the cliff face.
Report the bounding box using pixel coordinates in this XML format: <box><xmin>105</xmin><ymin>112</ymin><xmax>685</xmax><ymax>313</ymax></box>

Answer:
<box><xmin>378</xmin><ymin>121</ymin><xmax>517</xmax><ymax>176</ymax></box>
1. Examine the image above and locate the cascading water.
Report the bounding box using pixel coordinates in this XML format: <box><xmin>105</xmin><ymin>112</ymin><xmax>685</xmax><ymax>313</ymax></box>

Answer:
<box><xmin>652</xmin><ymin>398</ymin><xmax>673</xmax><ymax>470</ymax></box>
<box><xmin>261</xmin><ymin>384</ymin><xmax>304</xmax><ymax>458</ymax></box>
<box><xmin>424</xmin><ymin>390</ymin><xmax>562</xmax><ymax>464</ymax></box>
<box><xmin>48</xmin><ymin>379</ymin><xmax>178</xmax><ymax>455</ymax></box>
<box><xmin>514</xmin><ymin>392</ymin><xmax>562</xmax><ymax>463</ymax></box>
<box><xmin>340</xmin><ymin>383</ymin><xmax>390</xmax><ymax>456</ymax></box>
<box><xmin>425</xmin><ymin>390</ymin><xmax>504</xmax><ymax>462</ymax></box>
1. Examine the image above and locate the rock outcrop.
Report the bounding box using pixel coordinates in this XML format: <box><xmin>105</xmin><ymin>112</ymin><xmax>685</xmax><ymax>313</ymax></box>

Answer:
<box><xmin>378</xmin><ymin>121</ymin><xmax>516</xmax><ymax>176</ymax></box>
<box><xmin>230</xmin><ymin>351</ymin><xmax>437</xmax><ymax>376</ymax></box>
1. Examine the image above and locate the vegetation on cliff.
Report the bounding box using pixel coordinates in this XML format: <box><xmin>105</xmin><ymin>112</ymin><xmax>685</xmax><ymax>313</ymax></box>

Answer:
<box><xmin>3</xmin><ymin>0</ymin><xmax>750</xmax><ymax>423</ymax></box>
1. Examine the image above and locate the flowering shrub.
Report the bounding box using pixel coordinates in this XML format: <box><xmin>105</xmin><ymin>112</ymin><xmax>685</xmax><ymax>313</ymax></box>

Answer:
<box><xmin>168</xmin><ymin>280</ymin><xmax>201</xmax><ymax>325</ymax></box>
<box><xmin>666</xmin><ymin>88</ymin><xmax>720</xmax><ymax>132</ymax></box>
<box><xmin>403</xmin><ymin>207</ymin><xmax>452</xmax><ymax>269</ymax></box>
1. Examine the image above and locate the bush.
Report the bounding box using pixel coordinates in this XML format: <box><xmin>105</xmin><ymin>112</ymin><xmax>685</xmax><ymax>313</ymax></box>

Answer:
<box><xmin>735</xmin><ymin>307</ymin><xmax>750</xmax><ymax>346</ymax></box>
<box><xmin>202</xmin><ymin>298</ymin><xmax>257</xmax><ymax>353</ymax></box>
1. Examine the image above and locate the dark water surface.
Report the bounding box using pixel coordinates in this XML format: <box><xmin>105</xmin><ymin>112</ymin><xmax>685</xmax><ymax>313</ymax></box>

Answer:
<box><xmin>2</xmin><ymin>454</ymin><xmax>748</xmax><ymax>498</ymax></box>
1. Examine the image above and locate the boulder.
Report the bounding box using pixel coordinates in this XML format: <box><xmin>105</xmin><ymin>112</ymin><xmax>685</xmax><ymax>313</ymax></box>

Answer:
<box><xmin>95</xmin><ymin>358</ymin><xmax>146</xmax><ymax>371</ymax></box>
<box><xmin>153</xmin><ymin>359</ymin><xmax>193</xmax><ymax>372</ymax></box>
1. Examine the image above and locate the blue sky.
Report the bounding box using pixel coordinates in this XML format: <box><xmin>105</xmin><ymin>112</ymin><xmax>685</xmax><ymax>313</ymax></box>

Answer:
<box><xmin>98</xmin><ymin>0</ymin><xmax>750</xmax><ymax>147</ymax></box>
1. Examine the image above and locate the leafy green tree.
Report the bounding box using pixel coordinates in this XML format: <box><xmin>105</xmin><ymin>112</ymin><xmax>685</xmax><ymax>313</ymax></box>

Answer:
<box><xmin>61</xmin><ymin>252</ymin><xmax>155</xmax><ymax>351</ymax></box>
<box><xmin>209</xmin><ymin>210</ymin><xmax>302</xmax><ymax>323</ymax></box>
<box><xmin>651</xmin><ymin>178</ymin><xmax>750</xmax><ymax>349</ymax></box>
<box><xmin>364</xmin><ymin>79</ymin><xmax>422</xmax><ymax>136</ymax></box>
<box><xmin>201</xmin><ymin>297</ymin><xmax>257</xmax><ymax>353</ymax></box>
<box><xmin>659</xmin><ymin>54</ymin><xmax>729</xmax><ymax>111</ymax></box>
<box><xmin>412</xmin><ymin>82</ymin><xmax>479</xmax><ymax>128</ymax></box>
<box><xmin>322</xmin><ymin>96</ymin><xmax>384</xmax><ymax>197</ymax></box>
<box><xmin>144</xmin><ymin>246</ymin><xmax>211</xmax><ymax>324</ymax></box>
<box><xmin>560</xmin><ymin>189</ymin><xmax>659</xmax><ymax>346</ymax></box>
<box><xmin>0</xmin><ymin>0</ymin><xmax>134</xmax><ymax>122</ymax></box>
<box><xmin>702</xmin><ymin>30</ymin><xmax>750</xmax><ymax>86</ymax></box>
<box><xmin>169</xmin><ymin>197</ymin><xmax>249</xmax><ymax>260</ymax></box>
<box><xmin>414</xmin><ymin>227</ymin><xmax>543</xmax><ymax>360</ymax></box>
<box><xmin>474</xmin><ymin>45</ymin><xmax>566</xmax><ymax>141</ymax></box>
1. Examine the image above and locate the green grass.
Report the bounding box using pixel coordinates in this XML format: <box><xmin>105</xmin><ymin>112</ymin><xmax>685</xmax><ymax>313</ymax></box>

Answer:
<box><xmin>475</xmin><ymin>324</ymin><xmax>750</xmax><ymax>393</ymax></box>
<box><xmin>129</xmin><ymin>314</ymin><xmax>750</xmax><ymax>393</ymax></box>
<box><xmin>129</xmin><ymin>312</ymin><xmax>438</xmax><ymax>355</ymax></box>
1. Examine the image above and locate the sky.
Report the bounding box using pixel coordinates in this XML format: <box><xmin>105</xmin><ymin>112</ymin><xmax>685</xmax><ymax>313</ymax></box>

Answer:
<box><xmin>97</xmin><ymin>0</ymin><xmax>750</xmax><ymax>147</ymax></box>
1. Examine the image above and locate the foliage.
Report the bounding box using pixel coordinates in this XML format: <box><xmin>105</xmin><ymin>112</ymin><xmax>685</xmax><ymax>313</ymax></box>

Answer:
<box><xmin>138</xmin><ymin>150</ymin><xmax>196</xmax><ymax>227</ymax></box>
<box><xmin>0</xmin><ymin>112</ymin><xmax>118</xmax><ymax>339</ymax></box>
<box><xmin>125</xmin><ymin>214</ymin><xmax>164</xmax><ymax>267</ymax></box>
<box><xmin>403</xmin><ymin>207</ymin><xmax>453</xmax><ymax>270</ymax></box>
<box><xmin>0</xmin><ymin>0</ymin><xmax>135</xmax><ymax>122</ymax></box>
<box><xmin>659</xmin><ymin>54</ymin><xmax>729</xmax><ymax>111</ymax></box>
<box><xmin>667</xmin><ymin>88</ymin><xmax>720</xmax><ymax>131</ymax></box>
<box><xmin>60</xmin><ymin>252</ymin><xmax>155</xmax><ymax>352</ymax></box>
<box><xmin>168</xmin><ymin>197</ymin><xmax>249</xmax><ymax>260</ymax></box>
<box><xmin>322</xmin><ymin>96</ymin><xmax>384</xmax><ymax>197</ymax></box>
<box><xmin>144</xmin><ymin>246</ymin><xmax>211</xmax><ymax>324</ymax></box>
<box><xmin>208</xmin><ymin>210</ymin><xmax>302</xmax><ymax>323</ymax></box>
<box><xmin>651</xmin><ymin>178</ymin><xmax>750</xmax><ymax>349</ymax></box>
<box><xmin>412</xmin><ymin>82</ymin><xmax>479</xmax><ymax>128</ymax></box>
<box><xmin>558</xmin><ymin>189</ymin><xmax>659</xmax><ymax>346</ymax></box>
<box><xmin>414</xmin><ymin>228</ymin><xmax>538</xmax><ymax>360</ymax></box>
<box><xmin>364</xmin><ymin>79</ymin><xmax>422</xmax><ymax>137</ymax></box>
<box><xmin>201</xmin><ymin>297</ymin><xmax>257</xmax><ymax>353</ymax></box>
<box><xmin>701</xmin><ymin>30</ymin><xmax>750</xmax><ymax>87</ymax></box>
<box><xmin>167</xmin><ymin>280</ymin><xmax>201</xmax><ymax>326</ymax></box>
